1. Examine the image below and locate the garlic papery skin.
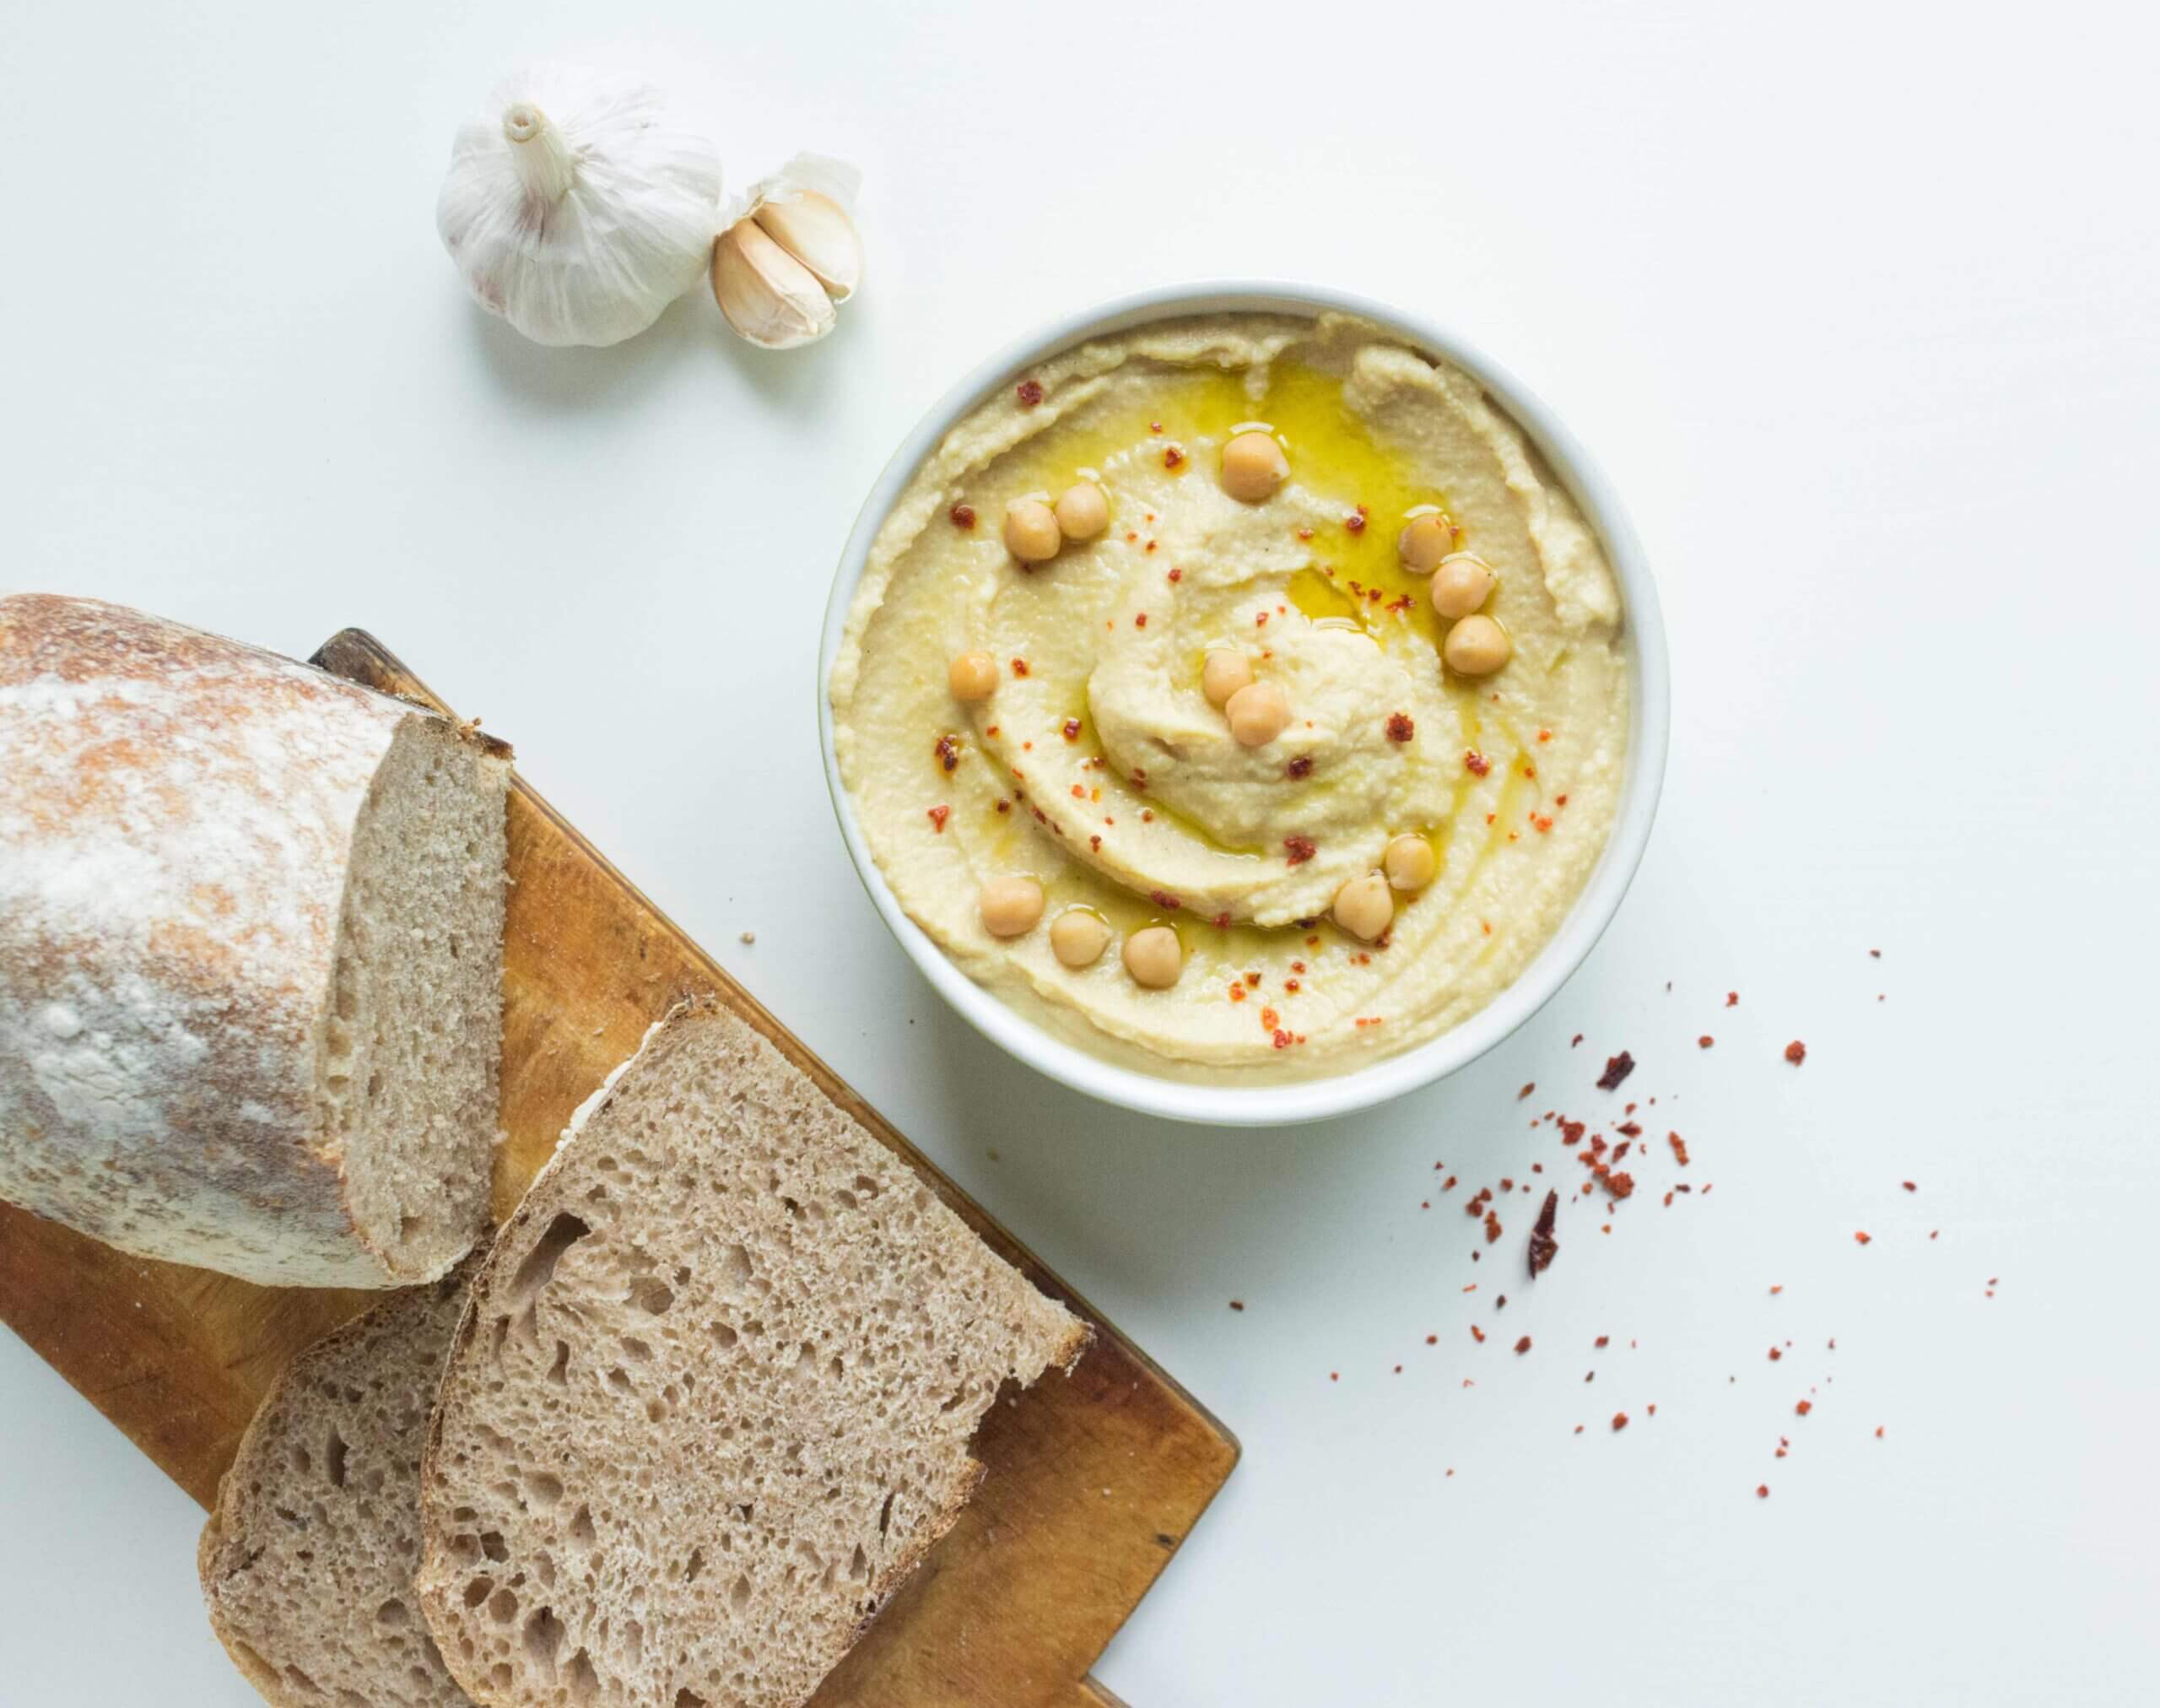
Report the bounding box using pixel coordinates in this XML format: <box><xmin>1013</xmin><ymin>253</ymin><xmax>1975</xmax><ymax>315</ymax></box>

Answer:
<box><xmin>712</xmin><ymin>217</ymin><xmax>838</xmax><ymax>349</ymax></box>
<box><xmin>437</xmin><ymin>63</ymin><xmax>721</xmax><ymax>348</ymax></box>
<box><xmin>712</xmin><ymin>153</ymin><xmax>864</xmax><ymax>348</ymax></box>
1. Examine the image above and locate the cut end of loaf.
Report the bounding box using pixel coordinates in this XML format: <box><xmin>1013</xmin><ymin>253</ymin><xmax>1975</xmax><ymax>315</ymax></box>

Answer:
<box><xmin>416</xmin><ymin>998</ymin><xmax>1083</xmax><ymax>1708</ymax></box>
<box><xmin>325</xmin><ymin>715</ymin><xmax>509</xmax><ymax>1283</ymax></box>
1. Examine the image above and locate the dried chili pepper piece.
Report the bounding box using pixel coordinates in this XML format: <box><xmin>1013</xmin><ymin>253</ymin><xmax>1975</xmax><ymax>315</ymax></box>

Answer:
<box><xmin>1528</xmin><ymin>1188</ymin><xmax>1560</xmax><ymax>1277</ymax></box>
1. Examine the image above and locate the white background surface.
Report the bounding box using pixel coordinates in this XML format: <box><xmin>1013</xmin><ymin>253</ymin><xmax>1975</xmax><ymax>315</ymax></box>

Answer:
<box><xmin>3</xmin><ymin>2</ymin><xmax>2157</xmax><ymax>1703</ymax></box>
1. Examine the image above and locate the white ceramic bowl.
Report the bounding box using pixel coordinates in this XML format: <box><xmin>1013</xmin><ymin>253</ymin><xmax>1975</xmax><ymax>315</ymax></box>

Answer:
<box><xmin>818</xmin><ymin>282</ymin><xmax>1669</xmax><ymax>1127</ymax></box>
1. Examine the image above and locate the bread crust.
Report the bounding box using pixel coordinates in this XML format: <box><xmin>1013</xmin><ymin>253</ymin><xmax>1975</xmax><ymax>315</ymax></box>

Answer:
<box><xmin>0</xmin><ymin>595</ymin><xmax>503</xmax><ymax>1285</ymax></box>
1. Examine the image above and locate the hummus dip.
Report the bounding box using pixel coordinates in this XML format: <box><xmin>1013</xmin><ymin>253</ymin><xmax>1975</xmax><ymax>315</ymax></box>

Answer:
<box><xmin>829</xmin><ymin>313</ymin><xmax>1628</xmax><ymax>1082</ymax></box>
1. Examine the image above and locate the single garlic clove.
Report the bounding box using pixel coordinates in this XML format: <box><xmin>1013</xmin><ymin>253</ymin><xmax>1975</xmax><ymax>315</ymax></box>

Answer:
<box><xmin>712</xmin><ymin>218</ymin><xmax>839</xmax><ymax>349</ymax></box>
<box><xmin>752</xmin><ymin>192</ymin><xmax>864</xmax><ymax>303</ymax></box>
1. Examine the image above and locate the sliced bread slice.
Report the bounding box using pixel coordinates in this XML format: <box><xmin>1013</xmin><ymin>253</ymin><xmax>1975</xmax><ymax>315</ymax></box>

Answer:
<box><xmin>200</xmin><ymin>1266</ymin><xmax>478</xmax><ymax>1708</ymax></box>
<box><xmin>414</xmin><ymin>998</ymin><xmax>1088</xmax><ymax>1708</ymax></box>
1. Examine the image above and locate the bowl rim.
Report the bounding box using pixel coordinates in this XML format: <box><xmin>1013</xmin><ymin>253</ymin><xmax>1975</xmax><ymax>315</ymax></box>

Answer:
<box><xmin>817</xmin><ymin>279</ymin><xmax>1670</xmax><ymax>1127</ymax></box>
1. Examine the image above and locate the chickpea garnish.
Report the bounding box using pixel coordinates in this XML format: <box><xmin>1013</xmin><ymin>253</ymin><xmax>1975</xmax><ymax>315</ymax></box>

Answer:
<box><xmin>1442</xmin><ymin>613</ymin><xmax>1512</xmax><ymax>676</ymax></box>
<box><xmin>978</xmin><ymin>874</ymin><xmax>1045</xmax><ymax>938</ymax></box>
<box><xmin>1202</xmin><ymin>648</ymin><xmax>1256</xmax><ymax>707</ymax></box>
<box><xmin>1383</xmin><ymin>833</ymin><xmax>1438</xmax><ymax>892</ymax></box>
<box><xmin>1398</xmin><ymin>513</ymin><xmax>1455</xmax><ymax>571</ymax></box>
<box><xmin>1219</xmin><ymin>431</ymin><xmax>1289</xmax><ymax>502</ymax></box>
<box><xmin>1050</xmin><ymin>909</ymin><xmax>1113</xmax><ymax>968</ymax></box>
<box><xmin>948</xmin><ymin>649</ymin><xmax>1000</xmax><ymax>702</ymax></box>
<box><xmin>1223</xmin><ymin>679</ymin><xmax>1292</xmax><ymax>747</ymax></box>
<box><xmin>1003</xmin><ymin>499</ymin><xmax>1061</xmax><ymax>564</ymax></box>
<box><xmin>1333</xmin><ymin>871</ymin><xmax>1395</xmax><ymax>942</ymax></box>
<box><xmin>1123</xmin><ymin>924</ymin><xmax>1183</xmax><ymax>988</ymax></box>
<box><xmin>1430</xmin><ymin>552</ymin><xmax>1496</xmax><ymax>619</ymax></box>
<box><xmin>1053</xmin><ymin>481</ymin><xmax>1110</xmax><ymax>541</ymax></box>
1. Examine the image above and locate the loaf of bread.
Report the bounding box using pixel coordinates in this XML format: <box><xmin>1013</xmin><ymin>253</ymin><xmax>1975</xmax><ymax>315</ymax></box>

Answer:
<box><xmin>0</xmin><ymin>595</ymin><xmax>509</xmax><ymax>1286</ymax></box>
<box><xmin>415</xmin><ymin>998</ymin><xmax>1089</xmax><ymax>1708</ymax></box>
<box><xmin>200</xmin><ymin>1267</ymin><xmax>479</xmax><ymax>1708</ymax></box>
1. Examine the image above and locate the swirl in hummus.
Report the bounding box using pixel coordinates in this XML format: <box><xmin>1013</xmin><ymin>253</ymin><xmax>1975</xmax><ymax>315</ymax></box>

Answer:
<box><xmin>829</xmin><ymin>313</ymin><xmax>1629</xmax><ymax>1083</ymax></box>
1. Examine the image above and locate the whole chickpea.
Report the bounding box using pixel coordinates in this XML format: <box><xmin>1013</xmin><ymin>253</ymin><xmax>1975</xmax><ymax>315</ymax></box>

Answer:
<box><xmin>1122</xmin><ymin>925</ymin><xmax>1183</xmax><ymax>989</ymax></box>
<box><xmin>1053</xmin><ymin>481</ymin><xmax>1110</xmax><ymax>541</ymax></box>
<box><xmin>1219</xmin><ymin>431</ymin><xmax>1289</xmax><ymax>502</ymax></box>
<box><xmin>948</xmin><ymin>649</ymin><xmax>1000</xmax><ymax>701</ymax></box>
<box><xmin>978</xmin><ymin>875</ymin><xmax>1045</xmax><ymax>938</ymax></box>
<box><xmin>1398</xmin><ymin>513</ymin><xmax>1455</xmax><ymax>571</ymax></box>
<box><xmin>1202</xmin><ymin>648</ymin><xmax>1256</xmax><ymax>707</ymax></box>
<box><xmin>1442</xmin><ymin>613</ymin><xmax>1512</xmax><ymax>676</ymax></box>
<box><xmin>1382</xmin><ymin>833</ymin><xmax>1438</xmax><ymax>892</ymax></box>
<box><xmin>1003</xmin><ymin>499</ymin><xmax>1061</xmax><ymax>564</ymax></box>
<box><xmin>1430</xmin><ymin>553</ymin><xmax>1496</xmax><ymax>619</ymax></box>
<box><xmin>1332</xmin><ymin>871</ymin><xmax>1394</xmax><ymax>942</ymax></box>
<box><xmin>1223</xmin><ymin>680</ymin><xmax>1291</xmax><ymax>747</ymax></box>
<box><xmin>1050</xmin><ymin>909</ymin><xmax>1113</xmax><ymax>968</ymax></box>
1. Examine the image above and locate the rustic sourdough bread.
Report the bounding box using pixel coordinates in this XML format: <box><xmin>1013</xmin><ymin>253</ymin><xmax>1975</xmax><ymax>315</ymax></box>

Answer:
<box><xmin>0</xmin><ymin>595</ymin><xmax>509</xmax><ymax>1286</ymax></box>
<box><xmin>201</xmin><ymin>1267</ymin><xmax>480</xmax><ymax>1708</ymax></box>
<box><xmin>415</xmin><ymin>998</ymin><xmax>1088</xmax><ymax>1708</ymax></box>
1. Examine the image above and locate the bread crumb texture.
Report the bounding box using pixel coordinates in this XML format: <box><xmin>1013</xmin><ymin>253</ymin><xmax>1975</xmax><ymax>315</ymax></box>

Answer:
<box><xmin>418</xmin><ymin>999</ymin><xmax>1086</xmax><ymax>1708</ymax></box>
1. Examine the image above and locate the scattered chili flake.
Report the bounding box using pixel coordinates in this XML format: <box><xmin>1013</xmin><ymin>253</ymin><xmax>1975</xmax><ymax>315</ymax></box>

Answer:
<box><xmin>1612</xmin><ymin>1413</ymin><xmax>1629</xmax><ymax>1432</ymax></box>
<box><xmin>1471</xmin><ymin>1325</ymin><xmax>1486</xmax><ymax>1343</ymax></box>
<box><xmin>1769</xmin><ymin>1284</ymin><xmax>1783</xmax><ymax>1295</ymax></box>
<box><xmin>1785</xmin><ymin>1040</ymin><xmax>1807</xmax><ymax>1065</ymax></box>
<box><xmin>1228</xmin><ymin>1300</ymin><xmax>1244</xmax><ymax>1311</ymax></box>
<box><xmin>948</xmin><ymin>502</ymin><xmax>977</xmax><ymax>529</ymax></box>
<box><xmin>1528</xmin><ymin>1189</ymin><xmax>1559</xmax><ymax>1276</ymax></box>
<box><xmin>1148</xmin><ymin>890</ymin><xmax>1180</xmax><ymax>911</ymax></box>
<box><xmin>1011</xmin><ymin>657</ymin><xmax>1030</xmax><ymax>677</ymax></box>
<box><xmin>1016</xmin><ymin>379</ymin><xmax>1045</xmax><ymax>407</ymax></box>
<box><xmin>1757</xmin><ymin>1484</ymin><xmax>1770</xmax><ymax>1499</ymax></box>
<box><xmin>1385</xmin><ymin>711</ymin><xmax>1415</xmax><ymax>743</ymax></box>
<box><xmin>1668</xmin><ymin>1132</ymin><xmax>1689</xmax><ymax>1165</ymax></box>
<box><xmin>1212</xmin><ymin>911</ymin><xmax>1230</xmax><ymax>927</ymax></box>
<box><xmin>1167</xmin><ymin>566</ymin><xmax>1183</xmax><ymax>582</ymax></box>
<box><xmin>1604</xmin><ymin>1171</ymin><xmax>1635</xmax><ymax>1201</ymax></box>
<box><xmin>1089</xmin><ymin>835</ymin><xmax>1102</xmax><ymax>851</ymax></box>
<box><xmin>1902</xmin><ymin>1181</ymin><xmax>1917</xmax><ymax>1192</ymax></box>
<box><xmin>1284</xmin><ymin>754</ymin><xmax>1315</xmax><ymax>781</ymax></box>
<box><xmin>1726</xmin><ymin>992</ymin><xmax>1739</xmax><ymax>1007</ymax></box>
<box><xmin>1483</xmin><ymin>1209</ymin><xmax>1504</xmax><ymax>1244</ymax></box>
<box><xmin>1795</xmin><ymin>1400</ymin><xmax>1813</xmax><ymax>1417</ymax></box>
<box><xmin>995</xmin><ymin>797</ymin><xmax>1011</xmax><ymax>813</ymax></box>
<box><xmin>1519</xmin><ymin>1083</ymin><xmax>1536</xmax><ymax>1100</ymax></box>
<box><xmin>1854</xmin><ymin>1230</ymin><xmax>1872</xmax><ymax>1246</ymax></box>
<box><xmin>1283</xmin><ymin>835</ymin><xmax>1318</xmax><ymax>866</ymax></box>
<box><xmin>1345</xmin><ymin>511</ymin><xmax>1367</xmax><ymax>534</ymax></box>
<box><xmin>1514</xmin><ymin>1336</ymin><xmax>1532</xmax><ymax>1354</ymax></box>
<box><xmin>1227</xmin><ymin>985</ymin><xmax>1247</xmax><ymax>1003</ymax></box>
<box><xmin>1061</xmin><ymin>718</ymin><xmax>1082</xmax><ymax>742</ymax></box>
<box><xmin>1594</xmin><ymin>1336</ymin><xmax>1609</xmax><ymax>1349</ymax></box>
<box><xmin>1426</xmin><ymin>1334</ymin><xmax>1438</xmax><ymax>1345</ymax></box>
<box><xmin>926</xmin><ymin>804</ymin><xmax>950</xmax><ymax>833</ymax></box>
<box><xmin>1464</xmin><ymin>749</ymin><xmax>1492</xmax><ymax>776</ymax></box>
<box><xmin>1870</xmin><ymin>948</ymin><xmax>1882</xmax><ymax>959</ymax></box>
<box><xmin>935</xmin><ymin>732</ymin><xmax>962</xmax><ymax>772</ymax></box>
<box><xmin>1163</xmin><ymin>445</ymin><xmax>1185</xmax><ymax>470</ymax></box>
<box><xmin>1698</xmin><ymin>1035</ymin><xmax>1714</xmax><ymax>1048</ymax></box>
<box><xmin>1597</xmin><ymin>1051</ymin><xmax>1635</xmax><ymax>1091</ymax></box>
<box><xmin>1768</xmin><ymin>1347</ymin><xmax>1783</xmax><ymax>1360</ymax></box>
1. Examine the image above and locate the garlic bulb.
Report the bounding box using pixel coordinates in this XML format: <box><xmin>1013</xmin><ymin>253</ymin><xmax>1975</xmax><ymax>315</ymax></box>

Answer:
<box><xmin>437</xmin><ymin>63</ymin><xmax>721</xmax><ymax>348</ymax></box>
<box><xmin>713</xmin><ymin>154</ymin><xmax>865</xmax><ymax>349</ymax></box>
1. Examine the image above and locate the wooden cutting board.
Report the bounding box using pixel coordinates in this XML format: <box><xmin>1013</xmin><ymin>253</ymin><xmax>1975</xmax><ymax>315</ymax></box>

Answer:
<box><xmin>0</xmin><ymin>628</ymin><xmax>1238</xmax><ymax>1708</ymax></box>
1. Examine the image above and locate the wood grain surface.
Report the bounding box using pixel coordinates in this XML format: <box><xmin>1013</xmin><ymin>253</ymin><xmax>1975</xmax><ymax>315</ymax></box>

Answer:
<box><xmin>0</xmin><ymin>628</ymin><xmax>1237</xmax><ymax>1708</ymax></box>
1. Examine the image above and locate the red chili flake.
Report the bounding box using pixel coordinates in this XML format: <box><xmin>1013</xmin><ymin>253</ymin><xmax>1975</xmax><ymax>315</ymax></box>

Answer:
<box><xmin>1559</xmin><ymin>1119</ymin><xmax>1585</xmax><ymax>1146</ymax></box>
<box><xmin>1795</xmin><ymin>1400</ymin><xmax>1813</xmax><ymax>1417</ymax></box>
<box><xmin>1283</xmin><ymin>835</ymin><xmax>1318</xmax><ymax>866</ymax></box>
<box><xmin>1271</xmin><ymin>1028</ymin><xmax>1293</xmax><ymax>1051</ymax></box>
<box><xmin>1345</xmin><ymin>511</ymin><xmax>1367</xmax><ymax>534</ymax></box>
<box><xmin>1726</xmin><ymin>992</ymin><xmax>1739</xmax><ymax>1007</ymax></box>
<box><xmin>1902</xmin><ymin>1181</ymin><xmax>1917</xmax><ymax>1192</ymax></box>
<box><xmin>1284</xmin><ymin>978</ymin><xmax>1300</xmax><ymax>992</ymax></box>
<box><xmin>1010</xmin><ymin>657</ymin><xmax>1030</xmax><ymax>677</ymax></box>
<box><xmin>1016</xmin><ymin>379</ymin><xmax>1044</xmax><ymax>407</ymax></box>
<box><xmin>1286</xmin><ymin>754</ymin><xmax>1314</xmax><ymax>780</ymax></box>
<box><xmin>1616</xmin><ymin>1122</ymin><xmax>1642</xmax><ymax>1138</ymax></box>
<box><xmin>1698</xmin><ymin>1035</ymin><xmax>1714</xmax><ymax>1048</ymax></box>
<box><xmin>1757</xmin><ymin>1484</ymin><xmax>1770</xmax><ymax>1499</ymax></box>
<box><xmin>1596</xmin><ymin>1051</ymin><xmax>1636</xmax><ymax>1091</ymax></box>
<box><xmin>1385</xmin><ymin>712</ymin><xmax>1415</xmax><ymax>743</ymax></box>
<box><xmin>1163</xmin><ymin>445</ymin><xmax>1185</xmax><ymax>469</ymax></box>
<box><xmin>1876</xmin><ymin>1426</ymin><xmax>1885</xmax><ymax>1439</ymax></box>
<box><xmin>1785</xmin><ymin>1040</ymin><xmax>1807</xmax><ymax>1065</ymax></box>
<box><xmin>1604</xmin><ymin>1171</ymin><xmax>1635</xmax><ymax>1201</ymax></box>
<box><xmin>926</xmin><ymin>804</ymin><xmax>950</xmax><ymax>833</ymax></box>
<box><xmin>994</xmin><ymin>798</ymin><xmax>1011</xmax><ymax>813</ymax></box>
<box><xmin>1167</xmin><ymin>566</ymin><xmax>1183</xmax><ymax>582</ymax></box>
<box><xmin>1768</xmin><ymin>1347</ymin><xmax>1783</xmax><ymax>1361</ymax></box>
<box><xmin>1426</xmin><ymin>1333</ymin><xmax>1438</xmax><ymax>1345</ymax></box>
<box><xmin>1071</xmin><ymin>784</ymin><xmax>1085</xmax><ymax>798</ymax></box>
<box><xmin>1261</xmin><ymin>1006</ymin><xmax>1280</xmax><ymax>1029</ymax></box>
<box><xmin>1769</xmin><ymin>1284</ymin><xmax>1784</xmax><ymax>1295</ymax></box>
<box><xmin>1228</xmin><ymin>1300</ymin><xmax>1244</xmax><ymax>1311</ymax></box>
<box><xmin>1483</xmin><ymin>1209</ymin><xmax>1504</xmax><ymax>1244</ymax></box>
<box><xmin>1228</xmin><ymin>985</ymin><xmax>1246</xmax><ymax>1003</ymax></box>
<box><xmin>1088</xmin><ymin>835</ymin><xmax>1101</xmax><ymax>851</ymax></box>
<box><xmin>1870</xmin><ymin>948</ymin><xmax>1882</xmax><ymax>958</ymax></box>
<box><xmin>1148</xmin><ymin>420</ymin><xmax>1163</xmax><ymax>434</ymax></box>
<box><xmin>1464</xmin><ymin>749</ymin><xmax>1491</xmax><ymax>776</ymax></box>
<box><xmin>948</xmin><ymin>502</ymin><xmax>977</xmax><ymax>529</ymax></box>
<box><xmin>935</xmin><ymin>732</ymin><xmax>962</xmax><ymax>772</ymax></box>
<box><xmin>1134</xmin><ymin>612</ymin><xmax>1148</xmax><ymax>628</ymax></box>
<box><xmin>1212</xmin><ymin>911</ymin><xmax>1230</xmax><ymax>927</ymax></box>
<box><xmin>1528</xmin><ymin>1189</ymin><xmax>1559</xmax><ymax>1275</ymax></box>
<box><xmin>1514</xmin><ymin>1336</ymin><xmax>1532</xmax><ymax>1354</ymax></box>
<box><xmin>1149</xmin><ymin>889</ymin><xmax>1181</xmax><ymax>911</ymax></box>
<box><xmin>1061</xmin><ymin>718</ymin><xmax>1082</xmax><ymax>741</ymax></box>
<box><xmin>1854</xmin><ymin>1230</ymin><xmax>1872</xmax><ymax>1246</ymax></box>
<box><xmin>1594</xmin><ymin>1336</ymin><xmax>1609</xmax><ymax>1349</ymax></box>
<box><xmin>1519</xmin><ymin>1083</ymin><xmax>1536</xmax><ymax>1100</ymax></box>
<box><xmin>1668</xmin><ymin>1132</ymin><xmax>1689</xmax><ymax>1166</ymax></box>
<box><xmin>1243</xmin><ymin>971</ymin><xmax>1261</xmax><ymax>988</ymax></box>
<box><xmin>1471</xmin><ymin>1325</ymin><xmax>1486</xmax><ymax>1343</ymax></box>
<box><xmin>1612</xmin><ymin>1413</ymin><xmax>1629</xmax><ymax>1432</ymax></box>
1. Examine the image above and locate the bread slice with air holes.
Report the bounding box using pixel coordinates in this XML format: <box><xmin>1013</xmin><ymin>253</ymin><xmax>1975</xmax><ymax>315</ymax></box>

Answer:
<box><xmin>199</xmin><ymin>1263</ymin><xmax>480</xmax><ymax>1708</ymax></box>
<box><xmin>414</xmin><ymin>997</ymin><xmax>1089</xmax><ymax>1708</ymax></box>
